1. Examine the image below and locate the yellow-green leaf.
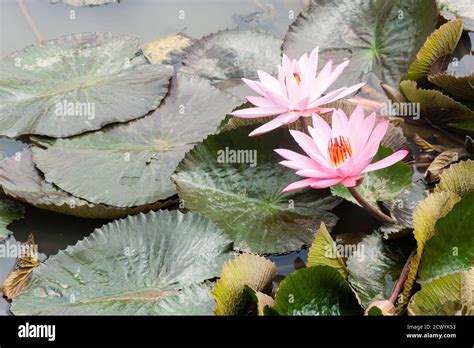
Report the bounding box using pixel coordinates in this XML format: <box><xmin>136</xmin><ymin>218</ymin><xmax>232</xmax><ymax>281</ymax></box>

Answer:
<box><xmin>435</xmin><ymin>159</ymin><xmax>474</xmax><ymax>198</ymax></box>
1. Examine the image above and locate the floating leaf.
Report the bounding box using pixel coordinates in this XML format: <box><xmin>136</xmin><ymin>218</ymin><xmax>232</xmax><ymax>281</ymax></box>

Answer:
<box><xmin>438</xmin><ymin>0</ymin><xmax>474</xmax><ymax>31</ymax></box>
<box><xmin>11</xmin><ymin>211</ymin><xmax>233</xmax><ymax>315</ymax></box>
<box><xmin>347</xmin><ymin>232</ymin><xmax>409</xmax><ymax>308</ymax></box>
<box><xmin>399</xmin><ymin>80</ymin><xmax>474</xmax><ymax>132</ymax></box>
<box><xmin>143</xmin><ymin>33</ymin><xmax>194</xmax><ymax>66</ymax></box>
<box><xmin>172</xmin><ymin>125</ymin><xmax>340</xmax><ymax>254</ymax></box>
<box><xmin>0</xmin><ymin>199</ymin><xmax>24</xmax><ymax>241</ymax></box>
<box><xmin>0</xmin><ymin>149</ymin><xmax>174</xmax><ymax>219</ymax></box>
<box><xmin>212</xmin><ymin>253</ymin><xmax>277</xmax><ymax>315</ymax></box>
<box><xmin>424</xmin><ymin>150</ymin><xmax>464</xmax><ymax>183</ymax></box>
<box><xmin>429</xmin><ymin>72</ymin><xmax>474</xmax><ymax>101</ymax></box>
<box><xmin>0</xmin><ymin>33</ymin><xmax>174</xmax><ymax>138</ymax></box>
<box><xmin>32</xmin><ymin>73</ymin><xmax>240</xmax><ymax>207</ymax></box>
<box><xmin>182</xmin><ymin>29</ymin><xmax>281</xmax><ymax>98</ymax></box>
<box><xmin>1</xmin><ymin>234</ymin><xmax>40</xmax><ymax>299</ymax></box>
<box><xmin>419</xmin><ymin>192</ymin><xmax>474</xmax><ymax>283</ymax></box>
<box><xmin>306</xmin><ymin>222</ymin><xmax>348</xmax><ymax>278</ymax></box>
<box><xmin>435</xmin><ymin>159</ymin><xmax>474</xmax><ymax>197</ymax></box>
<box><xmin>398</xmin><ymin>191</ymin><xmax>461</xmax><ymax>312</ymax></box>
<box><xmin>270</xmin><ymin>266</ymin><xmax>362</xmax><ymax>315</ymax></box>
<box><xmin>402</xmin><ymin>19</ymin><xmax>463</xmax><ymax>85</ymax></box>
<box><xmin>408</xmin><ymin>269</ymin><xmax>473</xmax><ymax>315</ymax></box>
<box><xmin>331</xmin><ymin>146</ymin><xmax>412</xmax><ymax>208</ymax></box>
<box><xmin>283</xmin><ymin>0</ymin><xmax>438</xmax><ymax>88</ymax></box>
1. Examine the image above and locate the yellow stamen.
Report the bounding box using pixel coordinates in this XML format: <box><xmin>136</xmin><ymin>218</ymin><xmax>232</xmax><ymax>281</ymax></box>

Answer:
<box><xmin>328</xmin><ymin>136</ymin><xmax>352</xmax><ymax>167</ymax></box>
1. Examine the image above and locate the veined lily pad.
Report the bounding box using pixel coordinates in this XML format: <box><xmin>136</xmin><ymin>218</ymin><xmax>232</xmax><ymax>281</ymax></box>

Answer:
<box><xmin>31</xmin><ymin>73</ymin><xmax>240</xmax><ymax>207</ymax></box>
<box><xmin>346</xmin><ymin>232</ymin><xmax>410</xmax><ymax>308</ymax></box>
<box><xmin>172</xmin><ymin>125</ymin><xmax>340</xmax><ymax>254</ymax></box>
<box><xmin>408</xmin><ymin>269</ymin><xmax>474</xmax><ymax>315</ymax></box>
<box><xmin>0</xmin><ymin>199</ymin><xmax>24</xmax><ymax>241</ymax></box>
<box><xmin>283</xmin><ymin>0</ymin><xmax>438</xmax><ymax>88</ymax></box>
<box><xmin>11</xmin><ymin>211</ymin><xmax>234</xmax><ymax>315</ymax></box>
<box><xmin>306</xmin><ymin>222</ymin><xmax>348</xmax><ymax>278</ymax></box>
<box><xmin>419</xmin><ymin>191</ymin><xmax>474</xmax><ymax>283</ymax></box>
<box><xmin>435</xmin><ymin>159</ymin><xmax>474</xmax><ymax>197</ymax></box>
<box><xmin>182</xmin><ymin>29</ymin><xmax>282</xmax><ymax>98</ymax></box>
<box><xmin>269</xmin><ymin>266</ymin><xmax>362</xmax><ymax>315</ymax></box>
<box><xmin>331</xmin><ymin>146</ymin><xmax>412</xmax><ymax>208</ymax></box>
<box><xmin>439</xmin><ymin>0</ymin><xmax>474</xmax><ymax>31</ymax></box>
<box><xmin>143</xmin><ymin>33</ymin><xmax>194</xmax><ymax>67</ymax></box>
<box><xmin>0</xmin><ymin>32</ymin><xmax>174</xmax><ymax>138</ymax></box>
<box><xmin>212</xmin><ymin>253</ymin><xmax>277</xmax><ymax>315</ymax></box>
<box><xmin>0</xmin><ymin>149</ymin><xmax>174</xmax><ymax>219</ymax></box>
<box><xmin>429</xmin><ymin>73</ymin><xmax>474</xmax><ymax>101</ymax></box>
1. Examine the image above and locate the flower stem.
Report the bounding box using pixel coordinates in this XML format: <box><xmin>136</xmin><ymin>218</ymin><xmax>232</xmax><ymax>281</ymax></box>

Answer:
<box><xmin>389</xmin><ymin>249</ymin><xmax>416</xmax><ymax>305</ymax></box>
<box><xmin>348</xmin><ymin>187</ymin><xmax>394</xmax><ymax>223</ymax></box>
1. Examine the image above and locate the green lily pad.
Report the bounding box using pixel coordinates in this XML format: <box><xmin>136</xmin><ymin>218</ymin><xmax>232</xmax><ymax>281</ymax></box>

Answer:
<box><xmin>270</xmin><ymin>266</ymin><xmax>362</xmax><ymax>315</ymax></box>
<box><xmin>182</xmin><ymin>29</ymin><xmax>282</xmax><ymax>98</ymax></box>
<box><xmin>419</xmin><ymin>191</ymin><xmax>474</xmax><ymax>283</ymax></box>
<box><xmin>402</xmin><ymin>19</ymin><xmax>463</xmax><ymax>85</ymax></box>
<box><xmin>212</xmin><ymin>253</ymin><xmax>277</xmax><ymax>315</ymax></box>
<box><xmin>435</xmin><ymin>159</ymin><xmax>474</xmax><ymax>197</ymax></box>
<box><xmin>331</xmin><ymin>146</ymin><xmax>412</xmax><ymax>208</ymax></box>
<box><xmin>346</xmin><ymin>232</ymin><xmax>410</xmax><ymax>308</ymax></box>
<box><xmin>306</xmin><ymin>222</ymin><xmax>348</xmax><ymax>278</ymax></box>
<box><xmin>0</xmin><ymin>32</ymin><xmax>174</xmax><ymax>138</ymax></box>
<box><xmin>11</xmin><ymin>211</ymin><xmax>234</xmax><ymax>315</ymax></box>
<box><xmin>172</xmin><ymin>125</ymin><xmax>340</xmax><ymax>254</ymax></box>
<box><xmin>283</xmin><ymin>0</ymin><xmax>438</xmax><ymax>88</ymax></box>
<box><xmin>399</xmin><ymin>80</ymin><xmax>474</xmax><ymax>133</ymax></box>
<box><xmin>408</xmin><ymin>269</ymin><xmax>473</xmax><ymax>315</ymax></box>
<box><xmin>438</xmin><ymin>0</ymin><xmax>474</xmax><ymax>31</ymax></box>
<box><xmin>0</xmin><ymin>199</ymin><xmax>24</xmax><ymax>241</ymax></box>
<box><xmin>31</xmin><ymin>72</ymin><xmax>240</xmax><ymax>207</ymax></box>
<box><xmin>0</xmin><ymin>148</ymin><xmax>174</xmax><ymax>219</ymax></box>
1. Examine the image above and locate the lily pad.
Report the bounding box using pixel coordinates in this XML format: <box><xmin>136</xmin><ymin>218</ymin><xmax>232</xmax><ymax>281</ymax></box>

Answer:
<box><xmin>31</xmin><ymin>72</ymin><xmax>240</xmax><ymax>207</ymax></box>
<box><xmin>0</xmin><ymin>148</ymin><xmax>174</xmax><ymax>219</ymax></box>
<box><xmin>424</xmin><ymin>150</ymin><xmax>464</xmax><ymax>183</ymax></box>
<box><xmin>11</xmin><ymin>211</ymin><xmax>234</xmax><ymax>315</ymax></box>
<box><xmin>429</xmin><ymin>72</ymin><xmax>474</xmax><ymax>101</ymax></box>
<box><xmin>398</xmin><ymin>191</ymin><xmax>461</xmax><ymax>312</ymax></box>
<box><xmin>439</xmin><ymin>0</ymin><xmax>474</xmax><ymax>31</ymax></box>
<box><xmin>270</xmin><ymin>266</ymin><xmax>362</xmax><ymax>315</ymax></box>
<box><xmin>172</xmin><ymin>125</ymin><xmax>340</xmax><ymax>254</ymax></box>
<box><xmin>143</xmin><ymin>33</ymin><xmax>194</xmax><ymax>67</ymax></box>
<box><xmin>331</xmin><ymin>146</ymin><xmax>412</xmax><ymax>208</ymax></box>
<box><xmin>182</xmin><ymin>29</ymin><xmax>282</xmax><ymax>98</ymax></box>
<box><xmin>306</xmin><ymin>222</ymin><xmax>348</xmax><ymax>278</ymax></box>
<box><xmin>346</xmin><ymin>232</ymin><xmax>410</xmax><ymax>308</ymax></box>
<box><xmin>399</xmin><ymin>80</ymin><xmax>474</xmax><ymax>133</ymax></box>
<box><xmin>0</xmin><ymin>199</ymin><xmax>24</xmax><ymax>241</ymax></box>
<box><xmin>435</xmin><ymin>159</ymin><xmax>474</xmax><ymax>197</ymax></box>
<box><xmin>408</xmin><ymin>269</ymin><xmax>473</xmax><ymax>315</ymax></box>
<box><xmin>51</xmin><ymin>0</ymin><xmax>119</xmax><ymax>6</ymax></box>
<box><xmin>283</xmin><ymin>0</ymin><xmax>438</xmax><ymax>88</ymax></box>
<box><xmin>0</xmin><ymin>32</ymin><xmax>174</xmax><ymax>138</ymax></box>
<box><xmin>419</xmin><ymin>192</ymin><xmax>474</xmax><ymax>283</ymax></box>
<box><xmin>212</xmin><ymin>253</ymin><xmax>277</xmax><ymax>315</ymax></box>
<box><xmin>402</xmin><ymin>19</ymin><xmax>463</xmax><ymax>85</ymax></box>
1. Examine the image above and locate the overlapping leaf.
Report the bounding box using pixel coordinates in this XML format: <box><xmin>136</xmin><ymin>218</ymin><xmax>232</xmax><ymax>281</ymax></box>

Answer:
<box><xmin>0</xmin><ymin>200</ymin><xmax>24</xmax><ymax>240</ymax></box>
<box><xmin>0</xmin><ymin>33</ymin><xmax>174</xmax><ymax>137</ymax></box>
<box><xmin>11</xmin><ymin>211</ymin><xmax>233</xmax><ymax>315</ymax></box>
<box><xmin>435</xmin><ymin>159</ymin><xmax>474</xmax><ymax>197</ymax></box>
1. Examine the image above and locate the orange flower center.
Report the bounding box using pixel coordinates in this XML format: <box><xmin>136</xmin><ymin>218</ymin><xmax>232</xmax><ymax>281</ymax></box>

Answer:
<box><xmin>328</xmin><ymin>136</ymin><xmax>352</xmax><ymax>167</ymax></box>
<box><xmin>293</xmin><ymin>72</ymin><xmax>301</xmax><ymax>84</ymax></box>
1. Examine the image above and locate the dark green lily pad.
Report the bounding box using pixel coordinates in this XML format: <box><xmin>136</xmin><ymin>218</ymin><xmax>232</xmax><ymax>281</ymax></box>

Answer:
<box><xmin>31</xmin><ymin>72</ymin><xmax>240</xmax><ymax>207</ymax></box>
<box><xmin>331</xmin><ymin>146</ymin><xmax>412</xmax><ymax>208</ymax></box>
<box><xmin>11</xmin><ymin>211</ymin><xmax>234</xmax><ymax>315</ymax></box>
<box><xmin>0</xmin><ymin>32</ymin><xmax>174</xmax><ymax>138</ymax></box>
<box><xmin>172</xmin><ymin>125</ymin><xmax>340</xmax><ymax>254</ymax></box>
<box><xmin>283</xmin><ymin>0</ymin><xmax>438</xmax><ymax>88</ymax></box>
<box><xmin>419</xmin><ymin>191</ymin><xmax>474</xmax><ymax>283</ymax></box>
<box><xmin>0</xmin><ymin>148</ymin><xmax>174</xmax><ymax>219</ymax></box>
<box><xmin>270</xmin><ymin>266</ymin><xmax>362</xmax><ymax>315</ymax></box>
<box><xmin>0</xmin><ymin>199</ymin><xmax>24</xmax><ymax>241</ymax></box>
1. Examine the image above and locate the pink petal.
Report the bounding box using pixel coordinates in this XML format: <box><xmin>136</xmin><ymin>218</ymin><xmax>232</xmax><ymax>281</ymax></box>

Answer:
<box><xmin>340</xmin><ymin>176</ymin><xmax>363</xmax><ymax>187</ymax></box>
<box><xmin>361</xmin><ymin>150</ymin><xmax>409</xmax><ymax>173</ymax></box>
<box><xmin>310</xmin><ymin>178</ymin><xmax>342</xmax><ymax>189</ymax></box>
<box><xmin>331</xmin><ymin>109</ymin><xmax>349</xmax><ymax>138</ymax></box>
<box><xmin>289</xmin><ymin>129</ymin><xmax>328</xmax><ymax>164</ymax></box>
<box><xmin>246</xmin><ymin>96</ymin><xmax>277</xmax><ymax>107</ymax></box>
<box><xmin>275</xmin><ymin>149</ymin><xmax>324</xmax><ymax>170</ymax></box>
<box><xmin>296</xmin><ymin>167</ymin><xmax>335</xmax><ymax>178</ymax></box>
<box><xmin>312</xmin><ymin>59</ymin><xmax>349</xmax><ymax>99</ymax></box>
<box><xmin>242</xmin><ymin>78</ymin><xmax>268</xmax><ymax>97</ymax></box>
<box><xmin>285</xmin><ymin>68</ymin><xmax>301</xmax><ymax>103</ymax></box>
<box><xmin>248</xmin><ymin>114</ymin><xmax>288</xmax><ymax>136</ymax></box>
<box><xmin>258</xmin><ymin>70</ymin><xmax>282</xmax><ymax>95</ymax></box>
<box><xmin>282</xmin><ymin>178</ymin><xmax>319</xmax><ymax>193</ymax></box>
<box><xmin>232</xmin><ymin>106</ymin><xmax>287</xmax><ymax>118</ymax></box>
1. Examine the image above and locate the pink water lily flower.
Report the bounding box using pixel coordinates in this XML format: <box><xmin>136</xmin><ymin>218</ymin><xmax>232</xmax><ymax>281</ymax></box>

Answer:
<box><xmin>231</xmin><ymin>46</ymin><xmax>365</xmax><ymax>136</ymax></box>
<box><xmin>275</xmin><ymin>105</ymin><xmax>409</xmax><ymax>192</ymax></box>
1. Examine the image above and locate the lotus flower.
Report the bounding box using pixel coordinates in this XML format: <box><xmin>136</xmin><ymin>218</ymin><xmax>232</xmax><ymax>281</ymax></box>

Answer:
<box><xmin>232</xmin><ymin>47</ymin><xmax>365</xmax><ymax>136</ymax></box>
<box><xmin>275</xmin><ymin>105</ymin><xmax>409</xmax><ymax>192</ymax></box>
